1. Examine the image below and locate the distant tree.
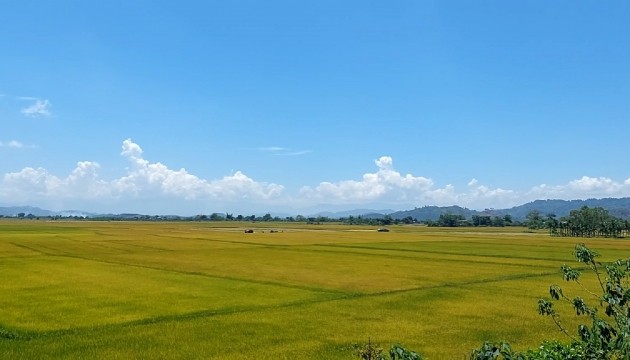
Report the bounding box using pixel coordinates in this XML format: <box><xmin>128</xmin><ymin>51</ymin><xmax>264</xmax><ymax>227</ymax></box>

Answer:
<box><xmin>491</xmin><ymin>216</ymin><xmax>504</xmax><ymax>227</ymax></box>
<box><xmin>209</xmin><ymin>213</ymin><xmax>224</xmax><ymax>221</ymax></box>
<box><xmin>552</xmin><ymin>206</ymin><xmax>625</xmax><ymax>238</ymax></box>
<box><xmin>401</xmin><ymin>216</ymin><xmax>415</xmax><ymax>224</ymax></box>
<box><xmin>436</xmin><ymin>213</ymin><xmax>465</xmax><ymax>227</ymax></box>
<box><xmin>526</xmin><ymin>210</ymin><xmax>544</xmax><ymax>229</ymax></box>
<box><xmin>472</xmin><ymin>215</ymin><xmax>492</xmax><ymax>226</ymax></box>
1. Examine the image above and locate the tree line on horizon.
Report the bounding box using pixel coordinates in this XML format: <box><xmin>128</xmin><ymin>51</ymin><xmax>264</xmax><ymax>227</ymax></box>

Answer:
<box><xmin>426</xmin><ymin>206</ymin><xmax>630</xmax><ymax>238</ymax></box>
<box><xmin>5</xmin><ymin>205</ymin><xmax>629</xmax><ymax>238</ymax></box>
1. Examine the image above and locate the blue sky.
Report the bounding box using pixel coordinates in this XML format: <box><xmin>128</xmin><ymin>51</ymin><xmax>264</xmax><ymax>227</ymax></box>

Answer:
<box><xmin>1</xmin><ymin>1</ymin><xmax>629</xmax><ymax>215</ymax></box>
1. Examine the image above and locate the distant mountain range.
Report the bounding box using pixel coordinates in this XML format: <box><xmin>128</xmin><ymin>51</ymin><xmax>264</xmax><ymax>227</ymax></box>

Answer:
<box><xmin>0</xmin><ymin>206</ymin><xmax>95</xmax><ymax>218</ymax></box>
<box><xmin>313</xmin><ymin>209</ymin><xmax>395</xmax><ymax>219</ymax></box>
<box><xmin>319</xmin><ymin>198</ymin><xmax>630</xmax><ymax>221</ymax></box>
<box><xmin>3</xmin><ymin>198</ymin><xmax>630</xmax><ymax>221</ymax></box>
<box><xmin>393</xmin><ymin>198</ymin><xmax>630</xmax><ymax>221</ymax></box>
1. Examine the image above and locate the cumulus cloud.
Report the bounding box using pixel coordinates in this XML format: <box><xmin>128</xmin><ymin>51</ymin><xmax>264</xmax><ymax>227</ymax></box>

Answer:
<box><xmin>0</xmin><ymin>139</ymin><xmax>285</xmax><ymax>211</ymax></box>
<box><xmin>525</xmin><ymin>176</ymin><xmax>630</xmax><ymax>201</ymax></box>
<box><xmin>121</xmin><ymin>138</ymin><xmax>144</xmax><ymax>160</ymax></box>
<box><xmin>2</xmin><ymin>140</ymin><xmax>630</xmax><ymax>213</ymax></box>
<box><xmin>21</xmin><ymin>99</ymin><xmax>52</xmax><ymax>117</ymax></box>
<box><xmin>208</xmin><ymin>171</ymin><xmax>284</xmax><ymax>200</ymax></box>
<box><xmin>300</xmin><ymin>167</ymin><xmax>630</xmax><ymax>209</ymax></box>
<box><xmin>299</xmin><ymin>156</ymin><xmax>624</xmax><ymax>210</ymax></box>
<box><xmin>1</xmin><ymin>162</ymin><xmax>110</xmax><ymax>202</ymax></box>
<box><xmin>300</xmin><ymin>156</ymin><xmax>435</xmax><ymax>203</ymax></box>
<box><xmin>113</xmin><ymin>139</ymin><xmax>284</xmax><ymax>200</ymax></box>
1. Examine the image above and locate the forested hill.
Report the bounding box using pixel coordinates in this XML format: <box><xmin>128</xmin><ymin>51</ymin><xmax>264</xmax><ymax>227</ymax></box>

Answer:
<box><xmin>389</xmin><ymin>206</ymin><xmax>476</xmax><ymax>222</ymax></box>
<box><xmin>490</xmin><ymin>198</ymin><xmax>630</xmax><ymax>220</ymax></box>
<box><xmin>390</xmin><ymin>198</ymin><xmax>630</xmax><ymax>221</ymax></box>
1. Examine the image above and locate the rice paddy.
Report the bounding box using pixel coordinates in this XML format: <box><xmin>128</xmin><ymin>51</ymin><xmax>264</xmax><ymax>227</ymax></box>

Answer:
<box><xmin>1</xmin><ymin>220</ymin><xmax>626</xmax><ymax>359</ymax></box>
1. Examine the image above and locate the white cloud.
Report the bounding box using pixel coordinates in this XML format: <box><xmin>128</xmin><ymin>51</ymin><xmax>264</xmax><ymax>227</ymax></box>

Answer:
<box><xmin>526</xmin><ymin>176</ymin><xmax>630</xmax><ymax>201</ymax></box>
<box><xmin>259</xmin><ymin>146</ymin><xmax>312</xmax><ymax>156</ymax></box>
<box><xmin>121</xmin><ymin>138</ymin><xmax>144</xmax><ymax>160</ymax></box>
<box><xmin>2</xmin><ymin>141</ymin><xmax>630</xmax><ymax>213</ymax></box>
<box><xmin>21</xmin><ymin>99</ymin><xmax>52</xmax><ymax>117</ymax></box>
<box><xmin>113</xmin><ymin>139</ymin><xmax>285</xmax><ymax>201</ymax></box>
<box><xmin>208</xmin><ymin>171</ymin><xmax>284</xmax><ymax>200</ymax></box>
<box><xmin>259</xmin><ymin>146</ymin><xmax>286</xmax><ymax>152</ymax></box>
<box><xmin>300</xmin><ymin>156</ymin><xmax>434</xmax><ymax>203</ymax></box>
<box><xmin>1</xmin><ymin>162</ymin><xmax>110</xmax><ymax>201</ymax></box>
<box><xmin>299</xmin><ymin>170</ymin><xmax>630</xmax><ymax>210</ymax></box>
<box><xmin>0</xmin><ymin>139</ymin><xmax>285</xmax><ymax>211</ymax></box>
<box><xmin>0</xmin><ymin>140</ymin><xmax>25</xmax><ymax>148</ymax></box>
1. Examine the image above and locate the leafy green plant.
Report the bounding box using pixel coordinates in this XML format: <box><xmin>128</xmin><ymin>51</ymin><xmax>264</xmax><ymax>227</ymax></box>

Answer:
<box><xmin>354</xmin><ymin>339</ymin><xmax>385</xmax><ymax>360</ymax></box>
<box><xmin>523</xmin><ymin>341</ymin><xmax>585</xmax><ymax>360</ymax></box>
<box><xmin>537</xmin><ymin>243</ymin><xmax>630</xmax><ymax>359</ymax></box>
<box><xmin>389</xmin><ymin>343</ymin><xmax>423</xmax><ymax>360</ymax></box>
<box><xmin>470</xmin><ymin>339</ymin><xmax>590</xmax><ymax>360</ymax></box>
<box><xmin>354</xmin><ymin>341</ymin><xmax>422</xmax><ymax>360</ymax></box>
<box><xmin>469</xmin><ymin>341</ymin><xmax>524</xmax><ymax>360</ymax></box>
<box><xmin>472</xmin><ymin>243</ymin><xmax>630</xmax><ymax>359</ymax></box>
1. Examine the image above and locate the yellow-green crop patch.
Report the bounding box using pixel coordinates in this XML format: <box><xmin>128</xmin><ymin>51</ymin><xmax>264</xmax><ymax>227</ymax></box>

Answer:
<box><xmin>1</xmin><ymin>220</ymin><xmax>627</xmax><ymax>359</ymax></box>
<box><xmin>0</xmin><ymin>255</ymin><xmax>339</xmax><ymax>332</ymax></box>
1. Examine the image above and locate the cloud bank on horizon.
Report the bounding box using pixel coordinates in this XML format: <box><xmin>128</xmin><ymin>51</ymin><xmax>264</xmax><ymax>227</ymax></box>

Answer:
<box><xmin>1</xmin><ymin>139</ymin><xmax>629</xmax><ymax>214</ymax></box>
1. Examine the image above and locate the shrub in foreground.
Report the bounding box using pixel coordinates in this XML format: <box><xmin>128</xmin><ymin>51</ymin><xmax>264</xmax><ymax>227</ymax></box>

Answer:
<box><xmin>471</xmin><ymin>243</ymin><xmax>630</xmax><ymax>359</ymax></box>
<box><xmin>357</xmin><ymin>243</ymin><xmax>630</xmax><ymax>359</ymax></box>
<box><xmin>354</xmin><ymin>341</ymin><xmax>423</xmax><ymax>360</ymax></box>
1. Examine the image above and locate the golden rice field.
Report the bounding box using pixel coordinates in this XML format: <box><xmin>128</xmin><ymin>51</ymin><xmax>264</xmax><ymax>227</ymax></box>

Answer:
<box><xmin>1</xmin><ymin>220</ymin><xmax>627</xmax><ymax>359</ymax></box>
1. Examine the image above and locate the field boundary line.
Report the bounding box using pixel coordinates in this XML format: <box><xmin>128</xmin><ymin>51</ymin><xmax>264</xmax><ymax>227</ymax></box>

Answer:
<box><xmin>5</xmin><ymin>293</ymin><xmax>357</xmax><ymax>341</ymax></box>
<box><xmin>293</xmin><ymin>244</ymin><xmax>558</xmax><ymax>269</ymax></box>
<box><xmin>315</xmin><ymin>243</ymin><xmax>573</xmax><ymax>263</ymax></box>
<box><xmin>3</xmin><ymin>269</ymin><xmax>563</xmax><ymax>342</ymax></box>
<box><xmin>7</xmin><ymin>242</ymin><xmax>350</xmax><ymax>296</ymax></box>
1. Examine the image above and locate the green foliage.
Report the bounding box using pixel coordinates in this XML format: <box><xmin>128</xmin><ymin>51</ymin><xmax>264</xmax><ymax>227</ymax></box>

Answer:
<box><xmin>524</xmin><ymin>341</ymin><xmax>585</xmax><ymax>360</ymax></box>
<box><xmin>549</xmin><ymin>206</ymin><xmax>630</xmax><ymax>238</ymax></box>
<box><xmin>469</xmin><ymin>341</ymin><xmax>524</xmax><ymax>360</ymax></box>
<box><xmin>526</xmin><ymin>210</ymin><xmax>544</xmax><ymax>230</ymax></box>
<box><xmin>538</xmin><ymin>243</ymin><xmax>630</xmax><ymax>359</ymax></box>
<box><xmin>476</xmin><ymin>243</ymin><xmax>630</xmax><ymax>359</ymax></box>
<box><xmin>389</xmin><ymin>344</ymin><xmax>423</xmax><ymax>360</ymax></box>
<box><xmin>434</xmin><ymin>213</ymin><xmax>466</xmax><ymax>227</ymax></box>
<box><xmin>354</xmin><ymin>342</ymin><xmax>423</xmax><ymax>360</ymax></box>
<box><xmin>354</xmin><ymin>340</ymin><xmax>385</xmax><ymax>360</ymax></box>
